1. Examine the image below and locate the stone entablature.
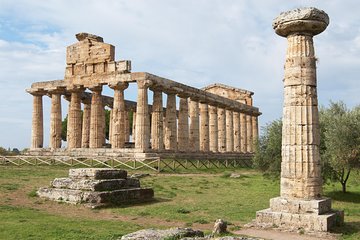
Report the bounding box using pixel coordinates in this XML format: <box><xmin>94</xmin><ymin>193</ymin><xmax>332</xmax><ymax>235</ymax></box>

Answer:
<box><xmin>27</xmin><ymin>32</ymin><xmax>261</xmax><ymax>154</ymax></box>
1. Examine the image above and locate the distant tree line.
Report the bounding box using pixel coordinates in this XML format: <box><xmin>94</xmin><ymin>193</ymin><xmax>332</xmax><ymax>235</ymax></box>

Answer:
<box><xmin>253</xmin><ymin>101</ymin><xmax>360</xmax><ymax>193</ymax></box>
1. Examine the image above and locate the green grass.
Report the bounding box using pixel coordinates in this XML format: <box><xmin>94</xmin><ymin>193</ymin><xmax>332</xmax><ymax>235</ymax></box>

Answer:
<box><xmin>0</xmin><ymin>165</ymin><xmax>359</xmax><ymax>240</ymax></box>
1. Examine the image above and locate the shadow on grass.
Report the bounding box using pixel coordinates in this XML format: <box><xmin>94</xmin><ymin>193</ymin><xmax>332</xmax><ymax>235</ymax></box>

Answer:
<box><xmin>332</xmin><ymin>221</ymin><xmax>360</xmax><ymax>236</ymax></box>
<box><xmin>325</xmin><ymin>191</ymin><xmax>360</xmax><ymax>203</ymax></box>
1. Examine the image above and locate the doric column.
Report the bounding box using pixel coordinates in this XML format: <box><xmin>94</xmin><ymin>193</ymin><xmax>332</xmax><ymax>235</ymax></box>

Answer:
<box><xmin>89</xmin><ymin>86</ymin><xmax>104</xmax><ymax>148</ymax></box>
<box><xmin>177</xmin><ymin>97</ymin><xmax>189</xmax><ymax>151</ymax></box>
<box><xmin>199</xmin><ymin>103</ymin><xmax>209</xmax><ymax>152</ymax></box>
<box><xmin>164</xmin><ymin>92</ymin><xmax>177</xmax><ymax>151</ymax></box>
<box><xmin>217</xmin><ymin>107</ymin><xmax>226</xmax><ymax>152</ymax></box>
<box><xmin>81</xmin><ymin>101</ymin><xmax>91</xmax><ymax>148</ymax></box>
<box><xmin>209</xmin><ymin>105</ymin><xmax>218</xmax><ymax>152</ymax></box>
<box><xmin>252</xmin><ymin>115</ymin><xmax>259</xmax><ymax>149</ymax></box>
<box><xmin>246</xmin><ymin>114</ymin><xmax>253</xmax><ymax>153</ymax></box>
<box><xmin>189</xmin><ymin>99</ymin><xmax>200</xmax><ymax>152</ymax></box>
<box><xmin>132</xmin><ymin>111</ymin><xmax>136</xmax><ymax>142</ymax></box>
<box><xmin>124</xmin><ymin>111</ymin><xmax>130</xmax><ymax>142</ymax></box>
<box><xmin>67</xmin><ymin>87</ymin><xmax>83</xmax><ymax>149</ymax></box>
<box><xmin>240</xmin><ymin>112</ymin><xmax>247</xmax><ymax>152</ymax></box>
<box><xmin>151</xmin><ymin>89</ymin><xmax>164</xmax><ymax>150</ymax></box>
<box><xmin>30</xmin><ymin>92</ymin><xmax>44</xmax><ymax>149</ymax></box>
<box><xmin>110</xmin><ymin>82</ymin><xmax>129</xmax><ymax>148</ymax></box>
<box><xmin>109</xmin><ymin>109</ymin><xmax>113</xmax><ymax>144</ymax></box>
<box><xmin>226</xmin><ymin>109</ymin><xmax>234</xmax><ymax>152</ymax></box>
<box><xmin>233</xmin><ymin>112</ymin><xmax>241</xmax><ymax>152</ymax></box>
<box><xmin>49</xmin><ymin>91</ymin><xmax>62</xmax><ymax>149</ymax></box>
<box><xmin>135</xmin><ymin>80</ymin><xmax>151</xmax><ymax>150</ymax></box>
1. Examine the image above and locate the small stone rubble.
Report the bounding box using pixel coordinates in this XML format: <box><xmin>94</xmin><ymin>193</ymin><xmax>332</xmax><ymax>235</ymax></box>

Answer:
<box><xmin>37</xmin><ymin>168</ymin><xmax>154</xmax><ymax>208</ymax></box>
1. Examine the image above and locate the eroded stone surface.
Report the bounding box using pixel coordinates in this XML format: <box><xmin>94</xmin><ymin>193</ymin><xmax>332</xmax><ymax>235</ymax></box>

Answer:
<box><xmin>68</xmin><ymin>168</ymin><xmax>127</xmax><ymax>179</ymax></box>
<box><xmin>120</xmin><ymin>228</ymin><xmax>204</xmax><ymax>240</ymax></box>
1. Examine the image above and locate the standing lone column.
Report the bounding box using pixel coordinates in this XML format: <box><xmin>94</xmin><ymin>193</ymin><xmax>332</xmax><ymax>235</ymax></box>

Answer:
<box><xmin>49</xmin><ymin>91</ymin><xmax>62</xmax><ymax>149</ymax></box>
<box><xmin>89</xmin><ymin>86</ymin><xmax>104</xmax><ymax>148</ymax></box>
<box><xmin>151</xmin><ymin>89</ymin><xmax>164</xmax><ymax>150</ymax></box>
<box><xmin>199</xmin><ymin>103</ymin><xmax>209</xmax><ymax>152</ymax></box>
<box><xmin>256</xmin><ymin>7</ymin><xmax>343</xmax><ymax>232</ymax></box>
<box><xmin>226</xmin><ymin>109</ymin><xmax>234</xmax><ymax>152</ymax></box>
<box><xmin>67</xmin><ymin>87</ymin><xmax>83</xmax><ymax>149</ymax></box>
<box><xmin>164</xmin><ymin>92</ymin><xmax>177</xmax><ymax>151</ymax></box>
<box><xmin>177</xmin><ymin>97</ymin><xmax>189</xmax><ymax>151</ymax></box>
<box><xmin>189</xmin><ymin>99</ymin><xmax>200</xmax><ymax>152</ymax></box>
<box><xmin>209</xmin><ymin>105</ymin><xmax>218</xmax><ymax>152</ymax></box>
<box><xmin>110</xmin><ymin>82</ymin><xmax>129</xmax><ymax>148</ymax></box>
<box><xmin>217</xmin><ymin>108</ymin><xmax>226</xmax><ymax>152</ymax></box>
<box><xmin>135</xmin><ymin>80</ymin><xmax>151</xmax><ymax>150</ymax></box>
<box><xmin>30</xmin><ymin>92</ymin><xmax>44</xmax><ymax>149</ymax></box>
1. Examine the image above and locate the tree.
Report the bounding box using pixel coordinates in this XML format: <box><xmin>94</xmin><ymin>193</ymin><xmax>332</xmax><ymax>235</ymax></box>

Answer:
<box><xmin>319</xmin><ymin>102</ymin><xmax>360</xmax><ymax>193</ymax></box>
<box><xmin>253</xmin><ymin>119</ymin><xmax>282</xmax><ymax>177</ymax></box>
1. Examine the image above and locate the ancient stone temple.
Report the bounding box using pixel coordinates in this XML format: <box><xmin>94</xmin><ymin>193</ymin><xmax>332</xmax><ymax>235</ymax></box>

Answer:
<box><xmin>255</xmin><ymin>7</ymin><xmax>343</xmax><ymax>232</ymax></box>
<box><xmin>26</xmin><ymin>32</ymin><xmax>261</xmax><ymax>161</ymax></box>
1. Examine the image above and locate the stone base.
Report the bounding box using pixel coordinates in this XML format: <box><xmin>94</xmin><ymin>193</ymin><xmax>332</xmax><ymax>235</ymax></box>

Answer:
<box><xmin>255</xmin><ymin>197</ymin><xmax>344</xmax><ymax>232</ymax></box>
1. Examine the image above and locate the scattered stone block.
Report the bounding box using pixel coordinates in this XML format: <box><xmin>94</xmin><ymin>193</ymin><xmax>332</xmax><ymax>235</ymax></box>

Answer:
<box><xmin>213</xmin><ymin>219</ymin><xmax>227</xmax><ymax>235</ymax></box>
<box><xmin>120</xmin><ymin>228</ymin><xmax>204</xmax><ymax>240</ymax></box>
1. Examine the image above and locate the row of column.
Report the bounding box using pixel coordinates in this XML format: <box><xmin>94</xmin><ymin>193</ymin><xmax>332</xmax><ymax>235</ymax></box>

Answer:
<box><xmin>30</xmin><ymin>81</ymin><xmax>258</xmax><ymax>152</ymax></box>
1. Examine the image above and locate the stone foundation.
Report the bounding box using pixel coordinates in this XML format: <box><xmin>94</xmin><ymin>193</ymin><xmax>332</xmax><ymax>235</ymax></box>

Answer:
<box><xmin>37</xmin><ymin>168</ymin><xmax>154</xmax><ymax>208</ymax></box>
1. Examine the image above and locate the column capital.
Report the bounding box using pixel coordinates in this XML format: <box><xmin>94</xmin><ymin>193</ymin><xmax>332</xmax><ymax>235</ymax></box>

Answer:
<box><xmin>137</xmin><ymin>79</ymin><xmax>152</xmax><ymax>89</ymax></box>
<box><xmin>27</xmin><ymin>88</ymin><xmax>47</xmax><ymax>96</ymax></box>
<box><xmin>88</xmin><ymin>85</ymin><xmax>102</xmax><ymax>92</ymax></box>
<box><xmin>67</xmin><ymin>85</ymin><xmax>85</xmax><ymax>93</ymax></box>
<box><xmin>109</xmin><ymin>82</ymin><xmax>129</xmax><ymax>91</ymax></box>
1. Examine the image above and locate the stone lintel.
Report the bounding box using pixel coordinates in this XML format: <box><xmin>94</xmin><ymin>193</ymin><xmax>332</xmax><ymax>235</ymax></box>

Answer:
<box><xmin>51</xmin><ymin>177</ymin><xmax>140</xmax><ymax>191</ymax></box>
<box><xmin>68</xmin><ymin>168</ymin><xmax>127</xmax><ymax>180</ymax></box>
<box><xmin>270</xmin><ymin>197</ymin><xmax>331</xmax><ymax>215</ymax></box>
<box><xmin>256</xmin><ymin>208</ymin><xmax>343</xmax><ymax>232</ymax></box>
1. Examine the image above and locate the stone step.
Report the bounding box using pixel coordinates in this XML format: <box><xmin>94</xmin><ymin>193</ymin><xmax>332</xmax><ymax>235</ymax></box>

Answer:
<box><xmin>51</xmin><ymin>177</ymin><xmax>140</xmax><ymax>191</ymax></box>
<box><xmin>269</xmin><ymin>197</ymin><xmax>332</xmax><ymax>215</ymax></box>
<box><xmin>37</xmin><ymin>187</ymin><xmax>154</xmax><ymax>206</ymax></box>
<box><xmin>68</xmin><ymin>168</ymin><xmax>127</xmax><ymax>179</ymax></box>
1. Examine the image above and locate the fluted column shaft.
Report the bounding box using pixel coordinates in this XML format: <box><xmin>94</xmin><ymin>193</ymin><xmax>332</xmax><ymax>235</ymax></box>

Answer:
<box><xmin>252</xmin><ymin>115</ymin><xmax>259</xmax><ymax>148</ymax></box>
<box><xmin>111</xmin><ymin>83</ymin><xmax>128</xmax><ymax>148</ymax></box>
<box><xmin>281</xmin><ymin>34</ymin><xmax>321</xmax><ymax>199</ymax></box>
<box><xmin>199</xmin><ymin>103</ymin><xmax>209</xmax><ymax>152</ymax></box>
<box><xmin>209</xmin><ymin>105</ymin><xmax>218</xmax><ymax>152</ymax></box>
<box><xmin>81</xmin><ymin>102</ymin><xmax>91</xmax><ymax>148</ymax></box>
<box><xmin>67</xmin><ymin>89</ymin><xmax>83</xmax><ymax>149</ymax></box>
<box><xmin>135</xmin><ymin>81</ymin><xmax>150</xmax><ymax>150</ymax></box>
<box><xmin>124</xmin><ymin>111</ymin><xmax>130</xmax><ymax>142</ymax></box>
<box><xmin>31</xmin><ymin>94</ymin><xmax>44</xmax><ymax>149</ymax></box>
<box><xmin>246</xmin><ymin>114</ymin><xmax>253</xmax><ymax>152</ymax></box>
<box><xmin>49</xmin><ymin>93</ymin><xmax>62</xmax><ymax>149</ymax></box>
<box><xmin>151</xmin><ymin>90</ymin><xmax>164</xmax><ymax>150</ymax></box>
<box><xmin>233</xmin><ymin>112</ymin><xmax>241</xmax><ymax>152</ymax></box>
<box><xmin>189</xmin><ymin>100</ymin><xmax>200</xmax><ymax>152</ymax></box>
<box><xmin>89</xmin><ymin>86</ymin><xmax>104</xmax><ymax>148</ymax></box>
<box><xmin>240</xmin><ymin>112</ymin><xmax>247</xmax><ymax>152</ymax></box>
<box><xmin>177</xmin><ymin>97</ymin><xmax>189</xmax><ymax>151</ymax></box>
<box><xmin>217</xmin><ymin>108</ymin><xmax>226</xmax><ymax>152</ymax></box>
<box><xmin>164</xmin><ymin>93</ymin><xmax>177</xmax><ymax>150</ymax></box>
<box><xmin>226</xmin><ymin>109</ymin><xmax>234</xmax><ymax>152</ymax></box>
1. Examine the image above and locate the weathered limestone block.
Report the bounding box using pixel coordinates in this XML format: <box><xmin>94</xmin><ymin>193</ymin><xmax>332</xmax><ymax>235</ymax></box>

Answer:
<box><xmin>68</xmin><ymin>168</ymin><xmax>127</xmax><ymax>179</ymax></box>
<box><xmin>51</xmin><ymin>177</ymin><xmax>140</xmax><ymax>191</ymax></box>
<box><xmin>120</xmin><ymin>228</ymin><xmax>204</xmax><ymax>240</ymax></box>
<box><xmin>269</xmin><ymin>197</ymin><xmax>332</xmax><ymax>215</ymax></box>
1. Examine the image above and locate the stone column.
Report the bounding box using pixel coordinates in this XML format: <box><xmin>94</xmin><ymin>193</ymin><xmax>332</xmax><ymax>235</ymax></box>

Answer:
<box><xmin>164</xmin><ymin>92</ymin><xmax>177</xmax><ymax>151</ymax></box>
<box><xmin>132</xmin><ymin>111</ymin><xmax>136</xmax><ymax>142</ymax></box>
<box><xmin>110</xmin><ymin>82</ymin><xmax>129</xmax><ymax>148</ymax></box>
<box><xmin>49</xmin><ymin>92</ymin><xmax>62</xmax><ymax>149</ymax></box>
<box><xmin>209</xmin><ymin>105</ymin><xmax>218</xmax><ymax>152</ymax></box>
<box><xmin>151</xmin><ymin>89</ymin><xmax>164</xmax><ymax>150</ymax></box>
<box><xmin>30</xmin><ymin>93</ymin><xmax>44</xmax><ymax>149</ymax></box>
<box><xmin>233</xmin><ymin>112</ymin><xmax>241</xmax><ymax>152</ymax></box>
<box><xmin>226</xmin><ymin>109</ymin><xmax>234</xmax><ymax>152</ymax></box>
<box><xmin>109</xmin><ymin>109</ymin><xmax>113</xmax><ymax>144</ymax></box>
<box><xmin>189</xmin><ymin>99</ymin><xmax>200</xmax><ymax>152</ymax></box>
<box><xmin>240</xmin><ymin>112</ymin><xmax>247</xmax><ymax>152</ymax></box>
<box><xmin>124</xmin><ymin>111</ymin><xmax>130</xmax><ymax>142</ymax></box>
<box><xmin>199</xmin><ymin>103</ymin><xmax>209</xmax><ymax>152</ymax></box>
<box><xmin>246</xmin><ymin>114</ymin><xmax>253</xmax><ymax>153</ymax></box>
<box><xmin>217</xmin><ymin>107</ymin><xmax>226</xmax><ymax>152</ymax></box>
<box><xmin>81</xmin><ymin>101</ymin><xmax>91</xmax><ymax>148</ymax></box>
<box><xmin>177</xmin><ymin>97</ymin><xmax>189</xmax><ymax>151</ymax></box>
<box><xmin>252</xmin><ymin>115</ymin><xmax>259</xmax><ymax>149</ymax></box>
<box><xmin>89</xmin><ymin>86</ymin><xmax>104</xmax><ymax>148</ymax></box>
<box><xmin>67</xmin><ymin>87</ymin><xmax>83</xmax><ymax>149</ymax></box>
<box><xmin>256</xmin><ymin>8</ymin><xmax>343</xmax><ymax>232</ymax></box>
<box><xmin>135</xmin><ymin>80</ymin><xmax>151</xmax><ymax>150</ymax></box>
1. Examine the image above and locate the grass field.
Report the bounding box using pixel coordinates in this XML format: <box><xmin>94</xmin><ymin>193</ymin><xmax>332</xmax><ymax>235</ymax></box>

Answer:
<box><xmin>0</xmin><ymin>165</ymin><xmax>359</xmax><ymax>240</ymax></box>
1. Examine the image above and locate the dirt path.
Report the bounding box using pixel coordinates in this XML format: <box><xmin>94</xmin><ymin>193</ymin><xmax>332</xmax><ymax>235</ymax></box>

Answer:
<box><xmin>236</xmin><ymin>228</ymin><xmax>339</xmax><ymax>240</ymax></box>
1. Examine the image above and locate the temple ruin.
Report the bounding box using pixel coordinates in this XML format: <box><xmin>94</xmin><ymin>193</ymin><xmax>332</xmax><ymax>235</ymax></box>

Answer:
<box><xmin>26</xmin><ymin>32</ymin><xmax>261</xmax><ymax>162</ymax></box>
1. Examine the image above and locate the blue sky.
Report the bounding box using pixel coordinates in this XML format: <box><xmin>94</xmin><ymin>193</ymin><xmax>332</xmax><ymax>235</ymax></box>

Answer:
<box><xmin>0</xmin><ymin>0</ymin><xmax>359</xmax><ymax>149</ymax></box>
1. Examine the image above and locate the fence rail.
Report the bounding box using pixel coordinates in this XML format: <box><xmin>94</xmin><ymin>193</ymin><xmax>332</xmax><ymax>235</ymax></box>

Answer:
<box><xmin>0</xmin><ymin>155</ymin><xmax>252</xmax><ymax>172</ymax></box>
